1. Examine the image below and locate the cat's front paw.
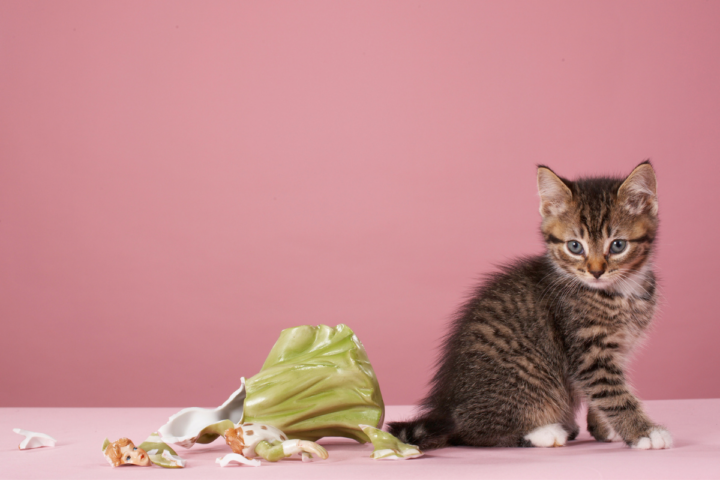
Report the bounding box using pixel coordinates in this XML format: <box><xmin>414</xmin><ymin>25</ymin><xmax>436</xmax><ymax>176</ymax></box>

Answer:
<box><xmin>631</xmin><ymin>428</ymin><xmax>673</xmax><ymax>450</ymax></box>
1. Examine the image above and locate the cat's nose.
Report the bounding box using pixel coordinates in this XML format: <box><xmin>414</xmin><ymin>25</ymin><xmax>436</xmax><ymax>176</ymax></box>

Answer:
<box><xmin>589</xmin><ymin>269</ymin><xmax>605</xmax><ymax>279</ymax></box>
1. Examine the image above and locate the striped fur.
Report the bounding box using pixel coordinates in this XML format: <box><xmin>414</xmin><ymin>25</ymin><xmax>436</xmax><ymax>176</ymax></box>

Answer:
<box><xmin>388</xmin><ymin>162</ymin><xmax>671</xmax><ymax>450</ymax></box>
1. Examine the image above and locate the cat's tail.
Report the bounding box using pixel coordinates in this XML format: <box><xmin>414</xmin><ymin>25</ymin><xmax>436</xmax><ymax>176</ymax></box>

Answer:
<box><xmin>386</xmin><ymin>415</ymin><xmax>455</xmax><ymax>450</ymax></box>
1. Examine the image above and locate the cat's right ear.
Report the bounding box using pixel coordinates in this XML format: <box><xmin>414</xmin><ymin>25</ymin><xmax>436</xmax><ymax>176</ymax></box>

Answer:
<box><xmin>537</xmin><ymin>166</ymin><xmax>572</xmax><ymax>217</ymax></box>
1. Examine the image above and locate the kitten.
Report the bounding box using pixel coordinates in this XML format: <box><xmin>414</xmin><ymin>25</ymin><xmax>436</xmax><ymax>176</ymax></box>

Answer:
<box><xmin>388</xmin><ymin>161</ymin><xmax>672</xmax><ymax>450</ymax></box>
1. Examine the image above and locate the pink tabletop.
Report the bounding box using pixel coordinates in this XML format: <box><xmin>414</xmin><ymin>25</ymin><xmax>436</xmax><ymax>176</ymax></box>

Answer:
<box><xmin>2</xmin><ymin>400</ymin><xmax>719</xmax><ymax>479</ymax></box>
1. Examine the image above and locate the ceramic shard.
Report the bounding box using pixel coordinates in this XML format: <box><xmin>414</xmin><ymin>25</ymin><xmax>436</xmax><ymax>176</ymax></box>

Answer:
<box><xmin>216</xmin><ymin>453</ymin><xmax>261</xmax><ymax>467</ymax></box>
<box><xmin>13</xmin><ymin>429</ymin><xmax>56</xmax><ymax>450</ymax></box>
<box><xmin>102</xmin><ymin>438</ymin><xmax>151</xmax><ymax>467</ymax></box>
<box><xmin>157</xmin><ymin>379</ymin><xmax>246</xmax><ymax>448</ymax></box>
<box><xmin>156</xmin><ymin>450</ymin><xmax>186</xmax><ymax>468</ymax></box>
<box><xmin>224</xmin><ymin>422</ymin><xmax>329</xmax><ymax>463</ymax></box>
<box><xmin>139</xmin><ymin>432</ymin><xmax>186</xmax><ymax>468</ymax></box>
<box><xmin>359</xmin><ymin>424</ymin><xmax>424</xmax><ymax>460</ymax></box>
<box><xmin>243</xmin><ymin>324</ymin><xmax>385</xmax><ymax>443</ymax></box>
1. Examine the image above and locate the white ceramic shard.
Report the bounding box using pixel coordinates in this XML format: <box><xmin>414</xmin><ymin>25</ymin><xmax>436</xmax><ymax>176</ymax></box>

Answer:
<box><xmin>13</xmin><ymin>429</ymin><xmax>56</xmax><ymax>449</ymax></box>
<box><xmin>216</xmin><ymin>453</ymin><xmax>261</xmax><ymax>467</ymax></box>
<box><xmin>158</xmin><ymin>378</ymin><xmax>246</xmax><ymax>448</ymax></box>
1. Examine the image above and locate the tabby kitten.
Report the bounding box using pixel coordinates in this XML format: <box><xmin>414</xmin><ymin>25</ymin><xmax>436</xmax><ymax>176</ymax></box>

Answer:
<box><xmin>388</xmin><ymin>162</ymin><xmax>672</xmax><ymax>450</ymax></box>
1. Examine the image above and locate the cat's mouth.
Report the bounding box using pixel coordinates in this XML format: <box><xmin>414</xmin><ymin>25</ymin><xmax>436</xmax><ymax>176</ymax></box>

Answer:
<box><xmin>582</xmin><ymin>276</ymin><xmax>615</xmax><ymax>290</ymax></box>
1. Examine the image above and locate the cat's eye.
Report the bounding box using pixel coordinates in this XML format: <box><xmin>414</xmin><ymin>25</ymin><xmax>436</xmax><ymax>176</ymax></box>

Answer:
<box><xmin>126</xmin><ymin>455</ymin><xmax>131</xmax><ymax>461</ymax></box>
<box><xmin>133</xmin><ymin>447</ymin><xmax>137</xmax><ymax>451</ymax></box>
<box><xmin>567</xmin><ymin>241</ymin><xmax>584</xmax><ymax>255</ymax></box>
<box><xmin>610</xmin><ymin>239</ymin><xmax>627</xmax><ymax>254</ymax></box>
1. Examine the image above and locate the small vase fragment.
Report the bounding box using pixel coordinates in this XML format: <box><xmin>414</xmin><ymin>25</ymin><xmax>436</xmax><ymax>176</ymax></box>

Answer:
<box><xmin>359</xmin><ymin>424</ymin><xmax>424</xmax><ymax>460</ymax></box>
<box><xmin>13</xmin><ymin>429</ymin><xmax>56</xmax><ymax>450</ymax></box>
<box><xmin>101</xmin><ymin>438</ymin><xmax>151</xmax><ymax>467</ymax></box>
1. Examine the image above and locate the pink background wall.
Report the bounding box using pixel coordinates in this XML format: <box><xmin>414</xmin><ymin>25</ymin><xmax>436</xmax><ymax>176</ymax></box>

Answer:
<box><xmin>1</xmin><ymin>1</ymin><xmax>719</xmax><ymax>407</ymax></box>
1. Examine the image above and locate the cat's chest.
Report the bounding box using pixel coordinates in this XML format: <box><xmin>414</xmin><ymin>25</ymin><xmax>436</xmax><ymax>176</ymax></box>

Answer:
<box><xmin>568</xmin><ymin>290</ymin><xmax>656</xmax><ymax>350</ymax></box>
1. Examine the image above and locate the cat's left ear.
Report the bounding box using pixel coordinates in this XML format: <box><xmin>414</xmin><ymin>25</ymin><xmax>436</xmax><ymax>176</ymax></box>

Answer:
<box><xmin>617</xmin><ymin>161</ymin><xmax>658</xmax><ymax>216</ymax></box>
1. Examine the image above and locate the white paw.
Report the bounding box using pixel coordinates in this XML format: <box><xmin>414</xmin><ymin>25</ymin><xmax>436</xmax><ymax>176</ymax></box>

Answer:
<box><xmin>632</xmin><ymin>428</ymin><xmax>673</xmax><ymax>450</ymax></box>
<box><xmin>524</xmin><ymin>423</ymin><xmax>568</xmax><ymax>447</ymax></box>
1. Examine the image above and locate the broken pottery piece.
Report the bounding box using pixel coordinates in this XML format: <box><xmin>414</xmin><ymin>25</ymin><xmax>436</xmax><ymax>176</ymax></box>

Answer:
<box><xmin>223</xmin><ymin>422</ymin><xmax>329</xmax><ymax>464</ymax></box>
<box><xmin>102</xmin><ymin>438</ymin><xmax>151</xmax><ymax>467</ymax></box>
<box><xmin>243</xmin><ymin>324</ymin><xmax>385</xmax><ymax>443</ymax></box>
<box><xmin>157</xmin><ymin>378</ymin><xmax>246</xmax><ymax>448</ymax></box>
<box><xmin>155</xmin><ymin>450</ymin><xmax>186</xmax><ymax>468</ymax></box>
<box><xmin>359</xmin><ymin>425</ymin><xmax>424</xmax><ymax>460</ymax></box>
<box><xmin>138</xmin><ymin>432</ymin><xmax>186</xmax><ymax>468</ymax></box>
<box><xmin>216</xmin><ymin>453</ymin><xmax>261</xmax><ymax>467</ymax></box>
<box><xmin>158</xmin><ymin>325</ymin><xmax>384</xmax><ymax>449</ymax></box>
<box><xmin>13</xmin><ymin>429</ymin><xmax>56</xmax><ymax>449</ymax></box>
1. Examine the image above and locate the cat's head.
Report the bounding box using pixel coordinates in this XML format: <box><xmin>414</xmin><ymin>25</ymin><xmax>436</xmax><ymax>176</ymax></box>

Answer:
<box><xmin>537</xmin><ymin>161</ymin><xmax>658</xmax><ymax>293</ymax></box>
